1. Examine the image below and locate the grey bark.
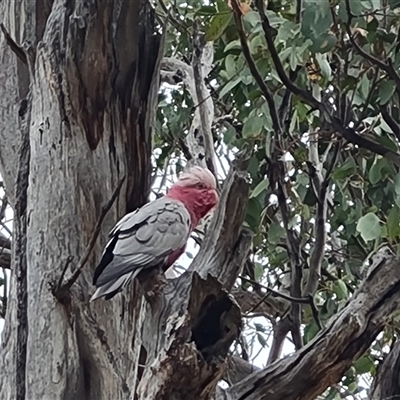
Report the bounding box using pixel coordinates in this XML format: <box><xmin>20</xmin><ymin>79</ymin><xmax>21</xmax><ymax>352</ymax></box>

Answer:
<box><xmin>0</xmin><ymin>1</ymin><xmax>161</xmax><ymax>399</ymax></box>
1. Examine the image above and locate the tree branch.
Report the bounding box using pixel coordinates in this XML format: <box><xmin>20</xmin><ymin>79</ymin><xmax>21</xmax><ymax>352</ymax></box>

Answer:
<box><xmin>225</xmin><ymin>356</ymin><xmax>260</xmax><ymax>385</ymax></box>
<box><xmin>305</xmin><ymin>170</ymin><xmax>328</xmax><ymax>296</ymax></box>
<box><xmin>225</xmin><ymin>247</ymin><xmax>400</xmax><ymax>400</ymax></box>
<box><xmin>344</xmin><ymin>0</ymin><xmax>400</xmax><ymax>95</ymax></box>
<box><xmin>160</xmin><ymin>40</ymin><xmax>217</xmax><ymax>175</ymax></box>
<box><xmin>254</xmin><ymin>0</ymin><xmax>400</xmax><ymax>165</ymax></box>
<box><xmin>192</xmin><ymin>21</ymin><xmax>217</xmax><ymax>175</ymax></box>
<box><xmin>190</xmin><ymin>155</ymin><xmax>253</xmax><ymax>291</ymax></box>
<box><xmin>231</xmin><ymin>0</ymin><xmax>281</xmax><ymax>135</ymax></box>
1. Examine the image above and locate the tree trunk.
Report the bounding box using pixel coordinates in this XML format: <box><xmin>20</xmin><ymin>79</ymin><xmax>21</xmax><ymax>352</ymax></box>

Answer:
<box><xmin>0</xmin><ymin>1</ymin><xmax>162</xmax><ymax>399</ymax></box>
<box><xmin>0</xmin><ymin>2</ymin><xmax>251</xmax><ymax>399</ymax></box>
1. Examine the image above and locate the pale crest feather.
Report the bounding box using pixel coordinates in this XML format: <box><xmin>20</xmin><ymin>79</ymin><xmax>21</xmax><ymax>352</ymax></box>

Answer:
<box><xmin>175</xmin><ymin>166</ymin><xmax>216</xmax><ymax>189</ymax></box>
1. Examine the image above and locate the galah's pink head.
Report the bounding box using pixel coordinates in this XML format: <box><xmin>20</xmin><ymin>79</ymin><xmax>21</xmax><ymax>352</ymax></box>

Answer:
<box><xmin>167</xmin><ymin>166</ymin><xmax>219</xmax><ymax>228</ymax></box>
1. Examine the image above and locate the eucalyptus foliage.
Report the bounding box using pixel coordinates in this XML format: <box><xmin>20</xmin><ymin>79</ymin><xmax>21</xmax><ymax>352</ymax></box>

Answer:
<box><xmin>155</xmin><ymin>0</ymin><xmax>400</xmax><ymax>397</ymax></box>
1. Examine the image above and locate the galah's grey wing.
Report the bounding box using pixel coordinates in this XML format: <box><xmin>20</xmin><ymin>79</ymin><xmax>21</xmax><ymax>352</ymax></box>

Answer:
<box><xmin>90</xmin><ymin>197</ymin><xmax>191</xmax><ymax>301</ymax></box>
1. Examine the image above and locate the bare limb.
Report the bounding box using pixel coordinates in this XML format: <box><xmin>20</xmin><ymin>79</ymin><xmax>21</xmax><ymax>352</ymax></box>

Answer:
<box><xmin>267</xmin><ymin>317</ymin><xmax>291</xmax><ymax>364</ymax></box>
<box><xmin>190</xmin><ymin>156</ymin><xmax>253</xmax><ymax>290</ymax></box>
<box><xmin>380</xmin><ymin>105</ymin><xmax>400</xmax><ymax>142</ymax></box>
<box><xmin>160</xmin><ymin>48</ymin><xmax>217</xmax><ymax>174</ymax></box>
<box><xmin>53</xmin><ymin>176</ymin><xmax>126</xmax><ymax>299</ymax></box>
<box><xmin>225</xmin><ymin>356</ymin><xmax>260</xmax><ymax>385</ymax></box>
<box><xmin>192</xmin><ymin>21</ymin><xmax>217</xmax><ymax>175</ymax></box>
<box><xmin>305</xmin><ymin>174</ymin><xmax>328</xmax><ymax>296</ymax></box>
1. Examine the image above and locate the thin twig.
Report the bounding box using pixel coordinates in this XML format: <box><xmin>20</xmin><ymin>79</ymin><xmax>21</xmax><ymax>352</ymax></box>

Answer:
<box><xmin>295</xmin><ymin>0</ymin><xmax>302</xmax><ymax>24</ymax></box>
<box><xmin>308</xmin><ymin>294</ymin><xmax>322</xmax><ymax>330</ymax></box>
<box><xmin>344</xmin><ymin>0</ymin><xmax>400</xmax><ymax>94</ymax></box>
<box><xmin>238</xmin><ymin>275</ymin><xmax>310</xmax><ymax>304</ymax></box>
<box><xmin>380</xmin><ymin>106</ymin><xmax>400</xmax><ymax>142</ymax></box>
<box><xmin>54</xmin><ymin>256</ymin><xmax>74</xmax><ymax>294</ymax></box>
<box><xmin>231</xmin><ymin>0</ymin><xmax>282</xmax><ymax>134</ymax></box>
<box><xmin>53</xmin><ymin>176</ymin><xmax>126</xmax><ymax>299</ymax></box>
<box><xmin>353</xmin><ymin>68</ymin><xmax>380</xmax><ymax>131</ymax></box>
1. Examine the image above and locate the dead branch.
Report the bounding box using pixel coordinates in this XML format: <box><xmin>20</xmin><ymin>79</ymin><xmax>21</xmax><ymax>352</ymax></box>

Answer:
<box><xmin>192</xmin><ymin>21</ymin><xmax>217</xmax><ymax>175</ymax></box>
<box><xmin>160</xmin><ymin>38</ymin><xmax>217</xmax><ymax>174</ymax></box>
<box><xmin>189</xmin><ymin>149</ymin><xmax>253</xmax><ymax>291</ymax></box>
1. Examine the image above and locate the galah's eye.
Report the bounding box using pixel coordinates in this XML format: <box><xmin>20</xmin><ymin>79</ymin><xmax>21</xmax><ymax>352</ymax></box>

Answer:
<box><xmin>196</xmin><ymin>182</ymin><xmax>206</xmax><ymax>189</ymax></box>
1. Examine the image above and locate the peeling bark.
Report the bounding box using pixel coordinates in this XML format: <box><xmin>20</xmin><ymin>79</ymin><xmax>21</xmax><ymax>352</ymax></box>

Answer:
<box><xmin>138</xmin><ymin>273</ymin><xmax>242</xmax><ymax>400</ymax></box>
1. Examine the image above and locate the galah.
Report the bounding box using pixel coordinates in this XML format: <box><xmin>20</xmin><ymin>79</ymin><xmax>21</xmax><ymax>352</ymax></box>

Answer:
<box><xmin>90</xmin><ymin>166</ymin><xmax>219</xmax><ymax>301</ymax></box>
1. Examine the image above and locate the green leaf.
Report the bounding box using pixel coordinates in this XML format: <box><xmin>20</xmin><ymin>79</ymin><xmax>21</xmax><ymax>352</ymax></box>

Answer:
<box><xmin>387</xmin><ymin>206</ymin><xmax>400</xmax><ymax>239</ymax></box>
<box><xmin>223</xmin><ymin>125</ymin><xmax>237</xmax><ymax>145</ymax></box>
<box><xmin>369</xmin><ymin>158</ymin><xmax>383</xmax><ymax>185</ymax></box>
<box><xmin>353</xmin><ymin>355</ymin><xmax>375</xmax><ymax>374</ymax></box>
<box><xmin>395</xmin><ymin>175</ymin><xmax>400</xmax><ymax>195</ymax></box>
<box><xmin>333</xmin><ymin>157</ymin><xmax>356</xmax><ymax>180</ymax></box>
<box><xmin>195</xmin><ymin>5</ymin><xmax>217</xmax><ymax>15</ymax></box>
<box><xmin>257</xmin><ymin>333</ymin><xmax>267</xmax><ymax>347</ymax></box>
<box><xmin>251</xmin><ymin>179</ymin><xmax>269</xmax><ymax>198</ymax></box>
<box><xmin>348</xmin><ymin>382</ymin><xmax>358</xmax><ymax>393</ymax></box>
<box><xmin>334</xmin><ymin>279</ymin><xmax>348</xmax><ymax>300</ymax></box>
<box><xmin>205</xmin><ymin>12</ymin><xmax>233</xmax><ymax>42</ymax></box>
<box><xmin>186</xmin><ymin>251</ymin><xmax>194</xmax><ymax>259</ymax></box>
<box><xmin>379</xmin><ymin>80</ymin><xmax>396</xmax><ymax>105</ymax></box>
<box><xmin>219</xmin><ymin>77</ymin><xmax>241</xmax><ymax>98</ymax></box>
<box><xmin>243</xmin><ymin>11</ymin><xmax>261</xmax><ymax>27</ymax></box>
<box><xmin>304</xmin><ymin>320</ymin><xmax>320</xmax><ymax>344</ymax></box>
<box><xmin>268</xmin><ymin>222</ymin><xmax>286</xmax><ymax>244</ymax></box>
<box><xmin>315</xmin><ymin>53</ymin><xmax>332</xmax><ymax>80</ymax></box>
<box><xmin>254</xmin><ymin>262</ymin><xmax>264</xmax><ymax>281</ymax></box>
<box><xmin>224</xmin><ymin>39</ymin><xmax>241</xmax><ymax>52</ymax></box>
<box><xmin>356</xmin><ymin>212</ymin><xmax>382</xmax><ymax>242</ymax></box>
<box><xmin>245</xmin><ymin>197</ymin><xmax>263</xmax><ymax>231</ymax></box>
<box><xmin>243</xmin><ymin>116</ymin><xmax>263</xmax><ymax>138</ymax></box>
